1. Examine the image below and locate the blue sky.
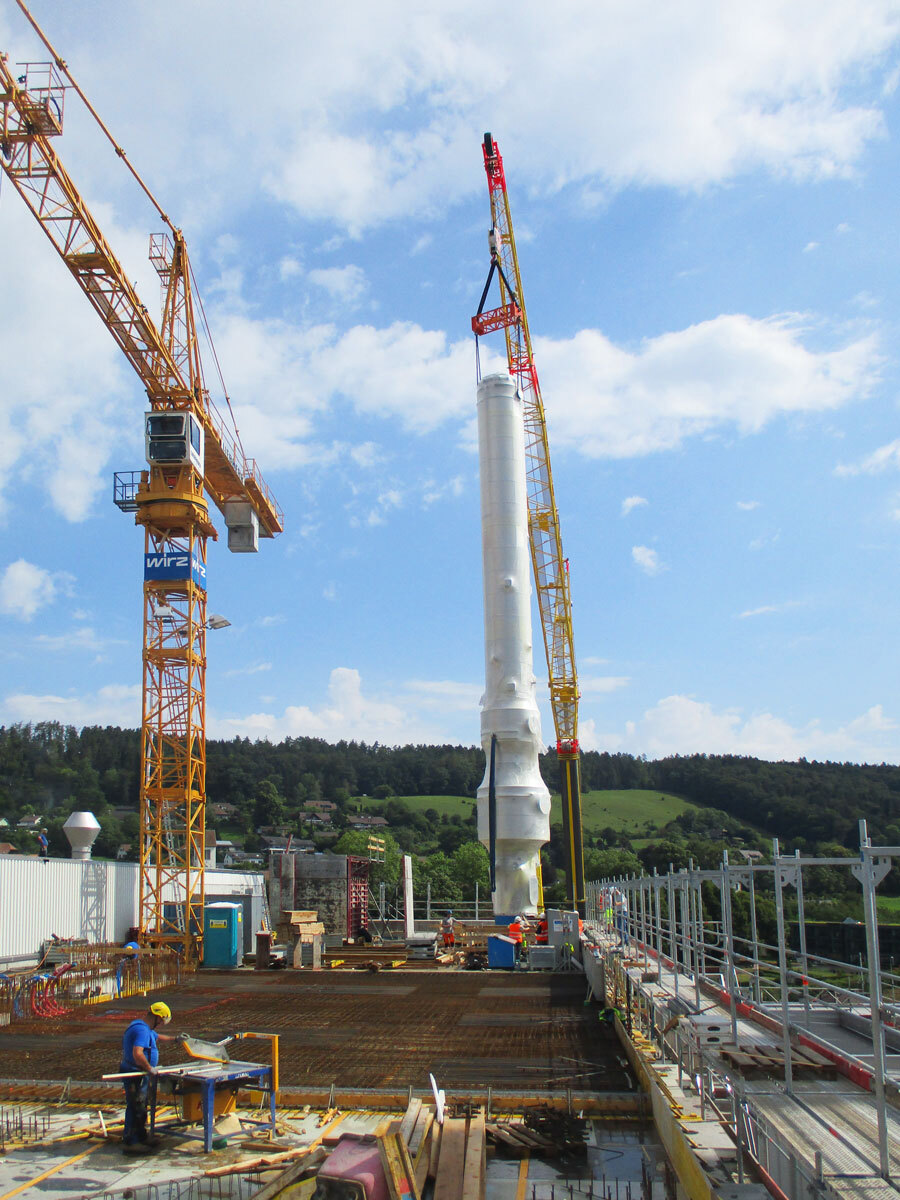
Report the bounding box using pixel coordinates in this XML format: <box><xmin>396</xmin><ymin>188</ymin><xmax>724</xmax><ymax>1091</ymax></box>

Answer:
<box><xmin>2</xmin><ymin>1</ymin><xmax>900</xmax><ymax>763</ymax></box>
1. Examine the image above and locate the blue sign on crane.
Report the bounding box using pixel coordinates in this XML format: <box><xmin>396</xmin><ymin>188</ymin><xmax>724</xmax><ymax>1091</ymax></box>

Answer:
<box><xmin>144</xmin><ymin>549</ymin><xmax>207</xmax><ymax>589</ymax></box>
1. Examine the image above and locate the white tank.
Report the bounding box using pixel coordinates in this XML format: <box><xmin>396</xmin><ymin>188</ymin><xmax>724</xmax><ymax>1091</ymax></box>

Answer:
<box><xmin>475</xmin><ymin>373</ymin><xmax>551</xmax><ymax>918</ymax></box>
<box><xmin>63</xmin><ymin>811</ymin><xmax>101</xmax><ymax>860</ymax></box>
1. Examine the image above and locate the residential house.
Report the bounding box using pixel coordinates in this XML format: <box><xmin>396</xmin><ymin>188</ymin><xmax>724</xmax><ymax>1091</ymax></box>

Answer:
<box><xmin>304</xmin><ymin>800</ymin><xmax>337</xmax><ymax>815</ymax></box>
<box><xmin>223</xmin><ymin>849</ymin><xmax>264</xmax><ymax>867</ymax></box>
<box><xmin>211</xmin><ymin>802</ymin><xmax>241</xmax><ymax>821</ymax></box>
<box><xmin>350</xmin><ymin>814</ymin><xmax>388</xmax><ymax>831</ymax></box>
<box><xmin>16</xmin><ymin>815</ymin><xmax>42</xmax><ymax>830</ymax></box>
<box><xmin>0</xmin><ymin>842</ymin><xmax>16</xmax><ymax>855</ymax></box>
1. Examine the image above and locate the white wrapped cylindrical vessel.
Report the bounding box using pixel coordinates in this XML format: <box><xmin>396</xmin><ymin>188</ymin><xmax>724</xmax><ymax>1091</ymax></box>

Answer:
<box><xmin>476</xmin><ymin>372</ymin><xmax>551</xmax><ymax>919</ymax></box>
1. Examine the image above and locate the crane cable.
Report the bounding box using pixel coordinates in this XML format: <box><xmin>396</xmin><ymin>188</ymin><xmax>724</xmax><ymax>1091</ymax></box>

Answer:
<box><xmin>14</xmin><ymin>0</ymin><xmax>245</xmax><ymax>460</ymax></box>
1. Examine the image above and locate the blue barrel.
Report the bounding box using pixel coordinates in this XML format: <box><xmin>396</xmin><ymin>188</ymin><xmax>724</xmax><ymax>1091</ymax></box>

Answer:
<box><xmin>203</xmin><ymin>903</ymin><xmax>242</xmax><ymax>968</ymax></box>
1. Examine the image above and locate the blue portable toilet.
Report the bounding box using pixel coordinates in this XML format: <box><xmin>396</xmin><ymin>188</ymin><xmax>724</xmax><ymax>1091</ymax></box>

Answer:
<box><xmin>203</xmin><ymin>902</ymin><xmax>242</xmax><ymax>968</ymax></box>
<box><xmin>487</xmin><ymin>934</ymin><xmax>517</xmax><ymax>970</ymax></box>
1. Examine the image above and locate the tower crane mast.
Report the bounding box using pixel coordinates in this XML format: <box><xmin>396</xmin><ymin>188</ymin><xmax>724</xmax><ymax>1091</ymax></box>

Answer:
<box><xmin>0</xmin><ymin>17</ymin><xmax>283</xmax><ymax>961</ymax></box>
<box><xmin>472</xmin><ymin>133</ymin><xmax>586</xmax><ymax>917</ymax></box>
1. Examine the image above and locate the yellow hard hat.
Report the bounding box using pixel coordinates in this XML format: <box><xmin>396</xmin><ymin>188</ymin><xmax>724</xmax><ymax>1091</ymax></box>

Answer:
<box><xmin>149</xmin><ymin>1001</ymin><xmax>172</xmax><ymax>1024</ymax></box>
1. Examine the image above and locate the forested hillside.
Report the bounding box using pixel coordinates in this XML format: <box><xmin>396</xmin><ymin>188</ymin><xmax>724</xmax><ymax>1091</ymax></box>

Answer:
<box><xmin>6</xmin><ymin>719</ymin><xmax>899</xmax><ymax>922</ymax></box>
<box><xmin>1</xmin><ymin>721</ymin><xmax>899</xmax><ymax>855</ymax></box>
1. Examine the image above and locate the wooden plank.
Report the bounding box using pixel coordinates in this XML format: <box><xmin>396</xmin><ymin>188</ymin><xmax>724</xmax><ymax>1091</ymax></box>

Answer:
<box><xmin>462</xmin><ymin>1112</ymin><xmax>485</xmax><ymax>1200</ymax></box>
<box><xmin>427</xmin><ymin>1119</ymin><xmax>443</xmax><ymax>1181</ymax></box>
<box><xmin>414</xmin><ymin>1118</ymin><xmax>434</xmax><ymax>1195</ymax></box>
<box><xmin>409</xmin><ymin>1106</ymin><xmax>433</xmax><ymax>1158</ymax></box>
<box><xmin>399</xmin><ymin>1099</ymin><xmax>423</xmax><ymax>1149</ymax></box>
<box><xmin>515</xmin><ymin>1156</ymin><xmax>531</xmax><ymax>1200</ymax></box>
<box><xmin>379</xmin><ymin>1129</ymin><xmax>420</xmax><ymax>1200</ymax></box>
<box><xmin>487</xmin><ymin>1125</ymin><xmax>529</xmax><ymax>1155</ymax></box>
<box><xmin>433</xmin><ymin>1117</ymin><xmax>466</xmax><ymax>1200</ymax></box>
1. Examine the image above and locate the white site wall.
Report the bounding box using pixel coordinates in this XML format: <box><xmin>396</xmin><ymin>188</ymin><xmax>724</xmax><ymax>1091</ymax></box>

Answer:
<box><xmin>0</xmin><ymin>853</ymin><xmax>266</xmax><ymax>965</ymax></box>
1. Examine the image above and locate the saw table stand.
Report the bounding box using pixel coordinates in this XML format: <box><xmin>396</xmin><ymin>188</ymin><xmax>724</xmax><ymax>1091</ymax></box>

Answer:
<box><xmin>149</xmin><ymin>1060</ymin><xmax>276</xmax><ymax>1153</ymax></box>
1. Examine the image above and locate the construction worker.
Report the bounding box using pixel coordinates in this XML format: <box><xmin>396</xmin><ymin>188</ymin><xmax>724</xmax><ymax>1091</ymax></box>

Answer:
<box><xmin>535</xmin><ymin>913</ymin><xmax>549</xmax><ymax>945</ymax></box>
<box><xmin>120</xmin><ymin>1001</ymin><xmax>175</xmax><ymax>1154</ymax></box>
<box><xmin>37</xmin><ymin>828</ymin><xmax>48</xmax><ymax>859</ymax></box>
<box><xmin>441</xmin><ymin>911</ymin><xmax>456</xmax><ymax>948</ymax></box>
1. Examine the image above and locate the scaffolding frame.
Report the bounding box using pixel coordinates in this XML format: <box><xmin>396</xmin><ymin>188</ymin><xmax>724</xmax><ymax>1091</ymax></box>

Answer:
<box><xmin>588</xmin><ymin>819</ymin><xmax>899</xmax><ymax>1186</ymax></box>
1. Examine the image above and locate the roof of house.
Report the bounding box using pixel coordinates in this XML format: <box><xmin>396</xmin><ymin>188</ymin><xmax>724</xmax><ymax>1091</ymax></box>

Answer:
<box><xmin>0</xmin><ymin>842</ymin><xmax>16</xmax><ymax>854</ymax></box>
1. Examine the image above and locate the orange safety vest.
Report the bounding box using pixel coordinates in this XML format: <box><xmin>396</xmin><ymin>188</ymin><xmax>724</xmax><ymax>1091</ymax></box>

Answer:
<box><xmin>507</xmin><ymin>920</ymin><xmax>523</xmax><ymax>945</ymax></box>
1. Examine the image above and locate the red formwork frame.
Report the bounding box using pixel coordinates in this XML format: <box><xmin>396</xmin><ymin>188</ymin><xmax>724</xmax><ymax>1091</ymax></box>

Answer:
<box><xmin>347</xmin><ymin>857</ymin><xmax>370</xmax><ymax>939</ymax></box>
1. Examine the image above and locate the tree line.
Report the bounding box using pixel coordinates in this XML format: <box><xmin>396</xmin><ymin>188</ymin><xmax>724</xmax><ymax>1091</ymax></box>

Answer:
<box><xmin>1</xmin><ymin>722</ymin><xmax>899</xmax><ymax>863</ymax></box>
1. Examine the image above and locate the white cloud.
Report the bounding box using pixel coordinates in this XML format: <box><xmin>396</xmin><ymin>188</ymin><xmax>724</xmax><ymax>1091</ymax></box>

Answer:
<box><xmin>5</xmin><ymin>2</ymin><xmax>894</xmax><ymax>238</ymax></box>
<box><xmin>224</xmin><ymin>662</ymin><xmax>273</xmax><ymax>678</ymax></box>
<box><xmin>803</xmin><ymin>241</ymin><xmax>820</xmax><ymax>253</ymax></box>
<box><xmin>364</xmin><ymin>488</ymin><xmax>403</xmax><ymax>527</ymax></box>
<box><xmin>737</xmin><ymin>500</ymin><xmax>761</xmax><ymax>510</ymax></box>
<box><xmin>739</xmin><ymin>604</ymin><xmax>779</xmax><ymax>618</ymax></box>
<box><xmin>210</xmin><ymin>308</ymin><xmax>878</xmax><ymax>477</ymax></box>
<box><xmin>621</xmin><ymin>495</ymin><xmax>648</xmax><ymax>516</ymax></box>
<box><xmin>0</xmin><ymin>683</ymin><xmax>141</xmax><ymax>728</ymax></box>
<box><xmin>279</xmin><ymin>257</ymin><xmax>303</xmax><ymax>280</ymax></box>
<box><xmin>403</xmin><ymin>680</ymin><xmax>483</xmax><ymax>712</ymax></box>
<box><xmin>211</xmin><ymin>667</ymin><xmax>448</xmax><ymax>744</ymax></box>
<box><xmin>536</xmin><ymin>315</ymin><xmax>880</xmax><ymax>459</ymax></box>
<box><xmin>422</xmin><ymin>474</ymin><xmax>466</xmax><ymax>507</ymax></box>
<box><xmin>836</xmin><ymin>438</ymin><xmax>900</xmax><ymax>476</ymax></box>
<box><xmin>0</xmin><ymin>560</ymin><xmax>60</xmax><ymax>621</ymax></box>
<box><xmin>749</xmin><ymin>531</ymin><xmax>781</xmax><ymax>551</ymax></box>
<box><xmin>591</xmin><ymin>693</ymin><xmax>898</xmax><ymax>763</ymax></box>
<box><xmin>307</xmin><ymin>265</ymin><xmax>368</xmax><ymax>304</ymax></box>
<box><xmin>34</xmin><ymin>626</ymin><xmax>125</xmax><ymax>653</ymax></box>
<box><xmin>580</xmin><ymin>675</ymin><xmax>630</xmax><ymax>694</ymax></box>
<box><xmin>632</xmin><ymin>546</ymin><xmax>664</xmax><ymax>575</ymax></box>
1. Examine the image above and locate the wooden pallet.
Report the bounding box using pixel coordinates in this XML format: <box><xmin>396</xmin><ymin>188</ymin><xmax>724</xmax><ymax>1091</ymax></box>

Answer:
<box><xmin>720</xmin><ymin>1042</ymin><xmax>837</xmax><ymax>1079</ymax></box>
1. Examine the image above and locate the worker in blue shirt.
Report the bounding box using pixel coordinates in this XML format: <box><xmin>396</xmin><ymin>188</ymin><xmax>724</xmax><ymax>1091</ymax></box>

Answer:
<box><xmin>120</xmin><ymin>1001</ymin><xmax>174</xmax><ymax>1153</ymax></box>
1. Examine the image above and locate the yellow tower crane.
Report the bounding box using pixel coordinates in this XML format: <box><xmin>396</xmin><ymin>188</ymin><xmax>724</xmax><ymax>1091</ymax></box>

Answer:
<box><xmin>0</xmin><ymin>10</ymin><xmax>283</xmax><ymax>962</ymax></box>
<box><xmin>472</xmin><ymin>133</ymin><xmax>585</xmax><ymax>917</ymax></box>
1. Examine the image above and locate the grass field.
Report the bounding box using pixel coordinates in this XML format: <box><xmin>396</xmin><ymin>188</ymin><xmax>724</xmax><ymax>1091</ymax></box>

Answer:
<box><xmin>351</xmin><ymin>788</ymin><xmax>698</xmax><ymax>837</ymax></box>
<box><xmin>558</xmin><ymin>789</ymin><xmax>701</xmax><ymax>836</ymax></box>
<box><xmin>353</xmin><ymin>794</ymin><xmax>475</xmax><ymax>818</ymax></box>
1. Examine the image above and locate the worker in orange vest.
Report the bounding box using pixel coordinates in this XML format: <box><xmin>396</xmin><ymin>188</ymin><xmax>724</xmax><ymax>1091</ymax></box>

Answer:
<box><xmin>535</xmin><ymin>913</ymin><xmax>549</xmax><ymax>944</ymax></box>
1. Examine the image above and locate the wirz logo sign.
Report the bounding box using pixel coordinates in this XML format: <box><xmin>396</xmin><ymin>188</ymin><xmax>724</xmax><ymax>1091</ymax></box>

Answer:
<box><xmin>144</xmin><ymin>549</ymin><xmax>207</xmax><ymax>590</ymax></box>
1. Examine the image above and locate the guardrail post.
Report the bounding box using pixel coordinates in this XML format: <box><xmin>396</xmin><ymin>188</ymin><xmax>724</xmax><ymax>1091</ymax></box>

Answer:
<box><xmin>773</xmin><ymin>838</ymin><xmax>794</xmax><ymax>1096</ymax></box>
<box><xmin>795</xmin><ymin>849</ymin><xmax>811</xmax><ymax>1027</ymax></box>
<box><xmin>667</xmin><ymin>867</ymin><xmax>679</xmax><ymax>998</ymax></box>
<box><xmin>748</xmin><ymin>866</ymin><xmax>761</xmax><ymax>1006</ymax></box>
<box><xmin>722</xmin><ymin>850</ymin><xmax>739</xmax><ymax>1044</ymax></box>
<box><xmin>857</xmin><ymin>819</ymin><xmax>890</xmax><ymax>1180</ymax></box>
<box><xmin>426</xmin><ymin>881</ymin><xmax>431</xmax><ymax>921</ymax></box>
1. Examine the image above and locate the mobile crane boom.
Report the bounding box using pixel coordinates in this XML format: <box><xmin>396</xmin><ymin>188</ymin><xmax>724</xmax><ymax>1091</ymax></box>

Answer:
<box><xmin>1</xmin><ymin>23</ymin><xmax>283</xmax><ymax>960</ymax></box>
<box><xmin>472</xmin><ymin>132</ymin><xmax>585</xmax><ymax>916</ymax></box>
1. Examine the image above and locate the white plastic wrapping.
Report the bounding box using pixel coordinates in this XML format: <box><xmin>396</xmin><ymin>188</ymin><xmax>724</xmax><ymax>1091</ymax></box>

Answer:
<box><xmin>475</xmin><ymin>373</ymin><xmax>551</xmax><ymax>918</ymax></box>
